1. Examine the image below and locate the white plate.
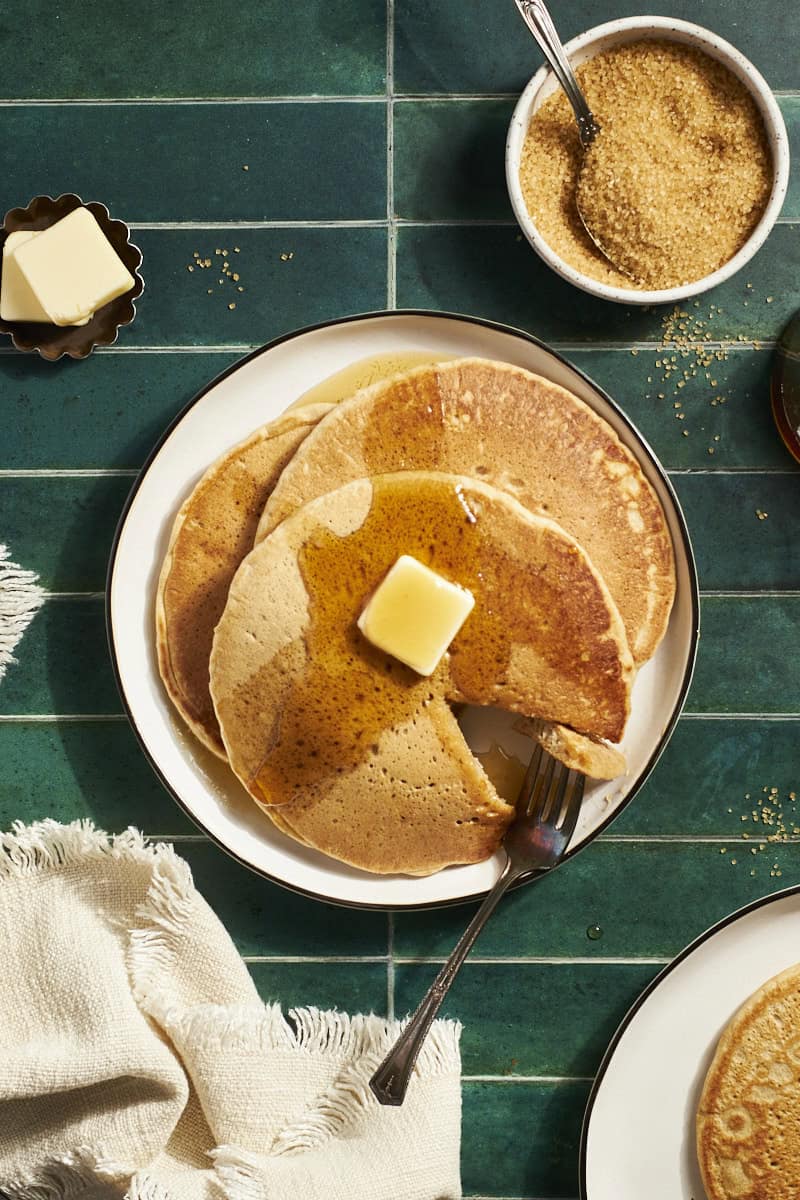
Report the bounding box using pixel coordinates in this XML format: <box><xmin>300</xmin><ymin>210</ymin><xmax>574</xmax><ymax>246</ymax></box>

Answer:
<box><xmin>107</xmin><ymin>310</ymin><xmax>699</xmax><ymax>909</ymax></box>
<box><xmin>581</xmin><ymin>886</ymin><xmax>800</xmax><ymax>1198</ymax></box>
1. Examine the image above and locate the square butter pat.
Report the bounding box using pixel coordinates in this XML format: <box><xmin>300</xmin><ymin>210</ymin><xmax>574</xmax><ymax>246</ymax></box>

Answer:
<box><xmin>0</xmin><ymin>231</ymin><xmax>88</xmax><ymax>325</ymax></box>
<box><xmin>14</xmin><ymin>207</ymin><xmax>134</xmax><ymax>327</ymax></box>
<box><xmin>358</xmin><ymin>554</ymin><xmax>475</xmax><ymax>676</ymax></box>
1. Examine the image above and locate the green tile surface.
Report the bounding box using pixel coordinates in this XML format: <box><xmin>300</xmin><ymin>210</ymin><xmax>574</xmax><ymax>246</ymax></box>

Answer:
<box><xmin>0</xmin><ymin>4</ymin><xmax>798</xmax><ymax>1197</ymax></box>
<box><xmin>394</xmin><ymin>961</ymin><xmax>659</xmax><ymax>1076</ymax></box>
<box><xmin>0</xmin><ymin>1</ymin><xmax>387</xmax><ymax>98</ymax></box>
<box><xmin>0</xmin><ymin>351</ymin><xmax>240</xmax><ymax>470</ymax></box>
<box><xmin>394</xmin><ymin>97</ymin><xmax>800</xmax><ymax>221</ymax></box>
<box><xmin>0</xmin><ymin>476</ymin><xmax>131</xmax><ymax>591</ymax></box>
<box><xmin>130</xmin><ymin>228</ymin><xmax>388</xmax><ymax>346</ymax></box>
<box><xmin>180</xmin><ymin>841</ymin><xmax>387</xmax><ymax>958</ymax></box>
<box><xmin>0</xmin><ymin>599</ymin><xmax>119</xmax><ymax>715</ymax></box>
<box><xmin>0</xmin><ymin>718</ymin><xmax>193</xmax><ymax>833</ymax></box>
<box><xmin>395</xmin><ymin>0</ymin><xmax>798</xmax><ymax>92</ymax></box>
<box><xmin>570</xmin><ymin>347</ymin><xmax>795</xmax><ymax>470</ymax></box>
<box><xmin>396</xmin><ymin>223</ymin><xmax>800</xmax><ymax>343</ymax></box>
<box><xmin>249</xmin><ymin>961</ymin><xmax>388</xmax><ymax>1015</ymax></box>
<box><xmin>2</xmin><ymin>104</ymin><xmax>386</xmax><ymax>222</ymax></box>
<box><xmin>612</xmin><ymin>717</ymin><xmax>800</xmax><ymax>835</ymax></box>
<box><xmin>462</xmin><ymin>1081</ymin><xmax>588</xmax><ymax>1198</ymax></box>
<box><xmin>394</xmin><ymin>840</ymin><xmax>800</xmax><ymax>960</ymax></box>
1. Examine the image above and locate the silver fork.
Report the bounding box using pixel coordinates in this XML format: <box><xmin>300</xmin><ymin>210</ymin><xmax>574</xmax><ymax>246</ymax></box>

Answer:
<box><xmin>369</xmin><ymin>744</ymin><xmax>585</xmax><ymax>1106</ymax></box>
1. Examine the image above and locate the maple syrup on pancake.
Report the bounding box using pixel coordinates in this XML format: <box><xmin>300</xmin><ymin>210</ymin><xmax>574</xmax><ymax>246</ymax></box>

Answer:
<box><xmin>286</xmin><ymin>351</ymin><xmax>453</xmax><ymax>411</ymax></box>
<box><xmin>250</xmin><ymin>475</ymin><xmax>621</xmax><ymax>806</ymax></box>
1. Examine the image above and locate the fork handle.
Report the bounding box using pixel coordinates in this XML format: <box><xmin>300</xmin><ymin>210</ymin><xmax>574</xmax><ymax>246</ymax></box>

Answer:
<box><xmin>370</xmin><ymin>856</ymin><xmax>532</xmax><ymax>1106</ymax></box>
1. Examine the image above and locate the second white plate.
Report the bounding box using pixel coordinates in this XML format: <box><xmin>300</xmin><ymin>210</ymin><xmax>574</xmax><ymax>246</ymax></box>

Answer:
<box><xmin>581</xmin><ymin>886</ymin><xmax>800</xmax><ymax>1198</ymax></box>
<box><xmin>108</xmin><ymin>310</ymin><xmax>698</xmax><ymax>908</ymax></box>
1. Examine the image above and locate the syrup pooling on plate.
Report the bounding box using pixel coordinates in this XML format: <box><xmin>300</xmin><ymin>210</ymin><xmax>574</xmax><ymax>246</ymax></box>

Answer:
<box><xmin>286</xmin><ymin>351</ymin><xmax>454</xmax><ymax>411</ymax></box>
<box><xmin>474</xmin><ymin>743</ymin><xmax>527</xmax><ymax>804</ymax></box>
<box><xmin>248</xmin><ymin>473</ymin><xmax>631</xmax><ymax>808</ymax></box>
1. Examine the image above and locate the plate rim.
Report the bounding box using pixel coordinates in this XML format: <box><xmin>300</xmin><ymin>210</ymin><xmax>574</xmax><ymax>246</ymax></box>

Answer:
<box><xmin>578</xmin><ymin>881</ymin><xmax>800</xmax><ymax>1197</ymax></box>
<box><xmin>105</xmin><ymin>307</ymin><xmax>701</xmax><ymax>911</ymax></box>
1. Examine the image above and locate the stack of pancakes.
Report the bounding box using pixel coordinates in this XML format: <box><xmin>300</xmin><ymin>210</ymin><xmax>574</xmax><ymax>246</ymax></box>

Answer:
<box><xmin>156</xmin><ymin>357</ymin><xmax>675</xmax><ymax>875</ymax></box>
<box><xmin>697</xmin><ymin>963</ymin><xmax>800</xmax><ymax>1199</ymax></box>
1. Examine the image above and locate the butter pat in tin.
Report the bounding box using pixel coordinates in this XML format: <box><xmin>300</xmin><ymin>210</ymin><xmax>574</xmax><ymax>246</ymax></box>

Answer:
<box><xmin>11</xmin><ymin>207</ymin><xmax>134</xmax><ymax>326</ymax></box>
<box><xmin>1</xmin><ymin>231</ymin><xmax>90</xmax><ymax>325</ymax></box>
<box><xmin>358</xmin><ymin>554</ymin><xmax>475</xmax><ymax>677</ymax></box>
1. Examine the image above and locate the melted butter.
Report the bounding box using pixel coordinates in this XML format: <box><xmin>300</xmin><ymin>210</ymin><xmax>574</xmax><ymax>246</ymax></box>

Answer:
<box><xmin>250</xmin><ymin>474</ymin><xmax>618</xmax><ymax>806</ymax></box>
<box><xmin>286</xmin><ymin>351</ymin><xmax>453</xmax><ymax>411</ymax></box>
<box><xmin>474</xmin><ymin>743</ymin><xmax>527</xmax><ymax>804</ymax></box>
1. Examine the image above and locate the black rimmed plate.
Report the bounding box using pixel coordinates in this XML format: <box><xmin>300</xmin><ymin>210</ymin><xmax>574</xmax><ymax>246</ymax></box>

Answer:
<box><xmin>107</xmin><ymin>310</ymin><xmax>699</xmax><ymax>909</ymax></box>
<box><xmin>580</xmin><ymin>885</ymin><xmax>800</xmax><ymax>1198</ymax></box>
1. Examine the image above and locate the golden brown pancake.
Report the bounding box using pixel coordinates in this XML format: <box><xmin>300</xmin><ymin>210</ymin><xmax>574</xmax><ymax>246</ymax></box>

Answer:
<box><xmin>258</xmin><ymin>358</ymin><xmax>676</xmax><ymax>667</ymax></box>
<box><xmin>697</xmin><ymin>963</ymin><xmax>800</xmax><ymax>1200</ymax></box>
<box><xmin>515</xmin><ymin>718</ymin><xmax>626</xmax><ymax>780</ymax></box>
<box><xmin>156</xmin><ymin>404</ymin><xmax>332</xmax><ymax>756</ymax></box>
<box><xmin>209</xmin><ymin>471</ymin><xmax>634</xmax><ymax>875</ymax></box>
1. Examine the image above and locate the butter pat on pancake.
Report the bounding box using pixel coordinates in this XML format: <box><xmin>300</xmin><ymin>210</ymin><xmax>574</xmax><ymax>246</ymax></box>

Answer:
<box><xmin>697</xmin><ymin>962</ymin><xmax>800</xmax><ymax>1200</ymax></box>
<box><xmin>156</xmin><ymin>403</ymin><xmax>332</xmax><ymax>757</ymax></box>
<box><xmin>258</xmin><ymin>357</ymin><xmax>676</xmax><ymax>667</ymax></box>
<box><xmin>210</xmin><ymin>472</ymin><xmax>634</xmax><ymax>875</ymax></box>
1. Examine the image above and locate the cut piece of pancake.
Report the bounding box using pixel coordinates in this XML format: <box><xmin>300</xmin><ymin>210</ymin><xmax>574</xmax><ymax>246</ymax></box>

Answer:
<box><xmin>210</xmin><ymin>471</ymin><xmax>634</xmax><ymax>875</ymax></box>
<box><xmin>697</xmin><ymin>963</ymin><xmax>800</xmax><ymax>1200</ymax></box>
<box><xmin>515</xmin><ymin>717</ymin><xmax>626</xmax><ymax>780</ymax></box>
<box><xmin>258</xmin><ymin>357</ymin><xmax>676</xmax><ymax>666</ymax></box>
<box><xmin>156</xmin><ymin>403</ymin><xmax>332</xmax><ymax>757</ymax></box>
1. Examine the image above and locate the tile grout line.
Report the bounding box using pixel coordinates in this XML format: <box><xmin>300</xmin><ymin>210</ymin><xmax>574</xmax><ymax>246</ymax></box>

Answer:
<box><xmin>0</xmin><ymin>469</ymin><xmax>140</xmax><ymax>477</ymax></box>
<box><xmin>385</xmin><ymin>0</ymin><xmax>397</xmax><ymax>310</ymax></box>
<box><xmin>681</xmin><ymin>711</ymin><xmax>800</xmax><ymax>720</ymax></box>
<box><xmin>244</xmin><ymin>955</ymin><xmax>390</xmax><ymax>965</ymax></box>
<box><xmin>598</xmin><ymin>834</ymin><xmax>800</xmax><ymax>844</ymax></box>
<box><xmin>1</xmin><ymin>89</ymin><xmax>797</xmax><ymax>103</ymax></box>
<box><xmin>386</xmin><ymin>909</ymin><xmax>396</xmax><ymax>1020</ymax></box>
<box><xmin>462</xmin><ymin>1074</ymin><xmax>594</xmax><ymax>1083</ymax></box>
<box><xmin>389</xmin><ymin>955</ymin><xmax>671</xmax><ymax>966</ymax></box>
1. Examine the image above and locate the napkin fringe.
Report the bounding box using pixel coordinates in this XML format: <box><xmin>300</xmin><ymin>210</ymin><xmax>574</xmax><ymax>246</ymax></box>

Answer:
<box><xmin>270</xmin><ymin>1016</ymin><xmax>461</xmax><ymax>1157</ymax></box>
<box><xmin>0</xmin><ymin>820</ymin><xmax>148</xmax><ymax>883</ymax></box>
<box><xmin>209</xmin><ymin>1148</ymin><xmax>265</xmax><ymax>1200</ymax></box>
<box><xmin>128</xmin><ymin>844</ymin><xmax>196</xmax><ymax>1013</ymax></box>
<box><xmin>0</xmin><ymin>544</ymin><xmax>45</xmax><ymax>683</ymax></box>
<box><xmin>1</xmin><ymin>1148</ymin><xmax>132</xmax><ymax>1199</ymax></box>
<box><xmin>157</xmin><ymin>1001</ymin><xmax>461</xmax><ymax>1080</ymax></box>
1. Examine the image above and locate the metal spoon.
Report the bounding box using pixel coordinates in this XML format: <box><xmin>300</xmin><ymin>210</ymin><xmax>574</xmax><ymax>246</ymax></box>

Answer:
<box><xmin>513</xmin><ymin>0</ymin><xmax>631</xmax><ymax>276</ymax></box>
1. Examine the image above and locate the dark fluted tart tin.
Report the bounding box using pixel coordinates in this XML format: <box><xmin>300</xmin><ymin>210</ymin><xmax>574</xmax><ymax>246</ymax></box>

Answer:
<box><xmin>0</xmin><ymin>193</ymin><xmax>144</xmax><ymax>361</ymax></box>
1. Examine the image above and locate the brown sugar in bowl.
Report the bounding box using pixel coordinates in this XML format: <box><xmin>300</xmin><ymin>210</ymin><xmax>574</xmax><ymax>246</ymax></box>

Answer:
<box><xmin>505</xmin><ymin>17</ymin><xmax>790</xmax><ymax>305</ymax></box>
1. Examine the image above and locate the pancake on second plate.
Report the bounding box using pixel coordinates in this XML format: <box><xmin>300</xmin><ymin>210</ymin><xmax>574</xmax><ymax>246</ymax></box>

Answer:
<box><xmin>209</xmin><ymin>471</ymin><xmax>634</xmax><ymax>875</ymax></box>
<box><xmin>258</xmin><ymin>357</ymin><xmax>676</xmax><ymax>668</ymax></box>
<box><xmin>697</xmin><ymin>962</ymin><xmax>800</xmax><ymax>1200</ymax></box>
<box><xmin>156</xmin><ymin>403</ymin><xmax>332</xmax><ymax>756</ymax></box>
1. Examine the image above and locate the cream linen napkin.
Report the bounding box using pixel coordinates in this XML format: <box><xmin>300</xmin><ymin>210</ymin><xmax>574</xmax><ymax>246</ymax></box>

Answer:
<box><xmin>0</xmin><ymin>821</ymin><xmax>462</xmax><ymax>1200</ymax></box>
<box><xmin>0</xmin><ymin>545</ymin><xmax>44</xmax><ymax>683</ymax></box>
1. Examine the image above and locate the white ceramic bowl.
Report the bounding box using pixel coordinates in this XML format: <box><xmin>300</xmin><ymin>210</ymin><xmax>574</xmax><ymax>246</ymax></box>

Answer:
<box><xmin>506</xmin><ymin>16</ymin><xmax>790</xmax><ymax>306</ymax></box>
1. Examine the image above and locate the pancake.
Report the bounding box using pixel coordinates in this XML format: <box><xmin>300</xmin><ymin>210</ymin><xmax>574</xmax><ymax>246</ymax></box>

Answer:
<box><xmin>209</xmin><ymin>471</ymin><xmax>634</xmax><ymax>875</ymax></box>
<box><xmin>515</xmin><ymin>718</ymin><xmax>626</xmax><ymax>780</ymax></box>
<box><xmin>258</xmin><ymin>357</ymin><xmax>676</xmax><ymax>667</ymax></box>
<box><xmin>697</xmin><ymin>963</ymin><xmax>800</xmax><ymax>1199</ymax></box>
<box><xmin>156</xmin><ymin>403</ymin><xmax>332</xmax><ymax>757</ymax></box>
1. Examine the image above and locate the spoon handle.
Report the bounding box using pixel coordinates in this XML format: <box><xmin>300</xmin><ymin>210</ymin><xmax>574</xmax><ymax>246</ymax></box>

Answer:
<box><xmin>514</xmin><ymin>0</ymin><xmax>599</xmax><ymax>147</ymax></box>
